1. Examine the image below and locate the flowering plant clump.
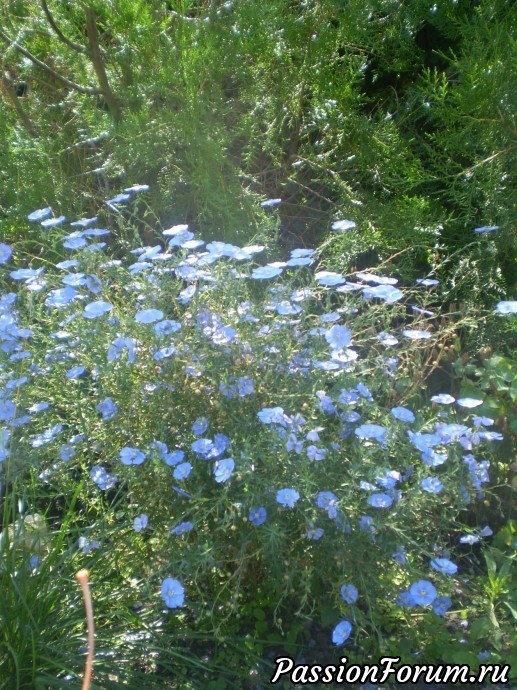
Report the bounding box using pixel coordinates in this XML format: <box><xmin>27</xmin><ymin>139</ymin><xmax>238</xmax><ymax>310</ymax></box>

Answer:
<box><xmin>0</xmin><ymin>191</ymin><xmax>511</xmax><ymax>670</ymax></box>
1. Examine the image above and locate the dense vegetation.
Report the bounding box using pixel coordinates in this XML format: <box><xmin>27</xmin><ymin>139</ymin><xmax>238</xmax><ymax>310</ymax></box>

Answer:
<box><xmin>0</xmin><ymin>1</ymin><xmax>515</xmax><ymax>688</ymax></box>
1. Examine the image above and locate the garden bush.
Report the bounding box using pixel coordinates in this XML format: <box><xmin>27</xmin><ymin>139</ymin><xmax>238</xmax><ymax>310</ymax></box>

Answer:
<box><xmin>0</xmin><ymin>190</ymin><xmax>515</xmax><ymax>688</ymax></box>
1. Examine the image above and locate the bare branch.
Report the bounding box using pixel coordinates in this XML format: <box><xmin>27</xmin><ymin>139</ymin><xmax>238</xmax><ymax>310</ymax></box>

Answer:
<box><xmin>40</xmin><ymin>0</ymin><xmax>87</xmax><ymax>54</ymax></box>
<box><xmin>0</xmin><ymin>72</ymin><xmax>39</xmax><ymax>136</ymax></box>
<box><xmin>84</xmin><ymin>6</ymin><xmax>122</xmax><ymax>122</ymax></box>
<box><xmin>0</xmin><ymin>27</ymin><xmax>103</xmax><ymax>96</ymax></box>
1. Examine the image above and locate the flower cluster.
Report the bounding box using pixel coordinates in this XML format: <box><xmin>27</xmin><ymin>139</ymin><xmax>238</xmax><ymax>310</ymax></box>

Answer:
<box><xmin>0</xmin><ymin>189</ymin><xmax>510</xmax><ymax>655</ymax></box>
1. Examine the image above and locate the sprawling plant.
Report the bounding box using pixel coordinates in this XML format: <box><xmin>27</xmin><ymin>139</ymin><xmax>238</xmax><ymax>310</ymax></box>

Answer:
<box><xmin>0</xmin><ymin>190</ymin><xmax>514</xmax><ymax>687</ymax></box>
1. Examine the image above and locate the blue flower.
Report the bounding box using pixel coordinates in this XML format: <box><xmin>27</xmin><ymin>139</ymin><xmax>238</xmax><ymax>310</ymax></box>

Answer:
<box><xmin>332</xmin><ymin>620</ymin><xmax>352</xmax><ymax>645</ymax></box>
<box><xmin>421</xmin><ymin>448</ymin><xmax>447</xmax><ymax>467</ymax></box>
<box><xmin>41</xmin><ymin>215</ymin><xmax>66</xmax><ymax>228</ymax></box>
<box><xmin>83</xmin><ymin>301</ymin><xmax>112</xmax><ymax>319</ymax></box>
<box><xmin>10</xmin><ymin>267</ymin><xmax>45</xmax><ymax>281</ymax></box>
<box><xmin>340</xmin><ymin>584</ymin><xmax>359</xmax><ymax>604</ymax></box>
<box><xmin>31</xmin><ymin>423</ymin><xmax>63</xmax><ymax>448</ymax></box>
<box><xmin>432</xmin><ymin>596</ymin><xmax>451</xmax><ymax>616</ymax></box>
<box><xmin>59</xmin><ymin>444</ymin><xmax>76</xmax><ymax>461</ymax></box>
<box><xmin>416</xmin><ymin>277</ymin><xmax>439</xmax><ymax>286</ymax></box>
<box><xmin>213</xmin><ymin>457</ymin><xmax>235</xmax><ymax>483</ymax></box>
<box><xmin>107</xmin><ymin>193</ymin><xmax>131</xmax><ymax>205</ymax></box>
<box><xmin>70</xmin><ymin>217</ymin><xmax>97</xmax><ymax>228</ymax></box>
<box><xmin>409</xmin><ymin>579</ymin><xmax>437</xmax><ymax>606</ymax></box>
<box><xmin>28</xmin><ymin>207</ymin><xmax>52</xmax><ymax>222</ymax></box>
<box><xmin>286</xmin><ymin>433</ymin><xmax>304</xmax><ymax>454</ymax></box>
<box><xmin>306</xmin><ymin>445</ymin><xmax>327</xmax><ymax>461</ymax></box>
<box><xmin>392</xmin><ymin>546</ymin><xmax>407</xmax><ymax>565</ymax></box>
<box><xmin>191</xmin><ymin>438</ymin><xmax>214</xmax><ymax>458</ymax></box>
<box><xmin>315</xmin><ymin>491</ymin><xmax>339</xmax><ymax>518</ymax></box>
<box><xmin>249</xmin><ymin>507</ymin><xmax>267</xmax><ymax>526</ymax></box>
<box><xmin>391</xmin><ymin>406</ymin><xmax>415</xmax><ymax>423</ymax></box>
<box><xmin>178</xmin><ymin>285</ymin><xmax>196</xmax><ymax>304</ymax></box>
<box><xmin>431</xmin><ymin>393</ymin><xmax>455</xmax><ymax>405</ymax></box>
<box><xmin>165</xmin><ymin>449</ymin><xmax>185</xmax><ymax>466</ymax></box>
<box><xmin>237</xmin><ymin>377</ymin><xmax>254</xmax><ymax>397</ymax></box>
<box><xmin>251</xmin><ymin>265</ymin><xmax>284</xmax><ymax>280</ymax></box>
<box><xmin>367</xmin><ymin>493</ymin><xmax>393</xmax><ymax>508</ymax></box>
<box><xmin>90</xmin><ymin>465</ymin><xmax>118</xmax><ymax>490</ymax></box>
<box><xmin>204</xmin><ymin>433</ymin><xmax>229</xmax><ymax>459</ymax></box>
<box><xmin>331</xmin><ymin>219</ymin><xmax>356</xmax><ymax>232</ymax></box>
<box><xmin>0</xmin><ymin>400</ymin><xmax>16</xmax><ymax>421</ymax></box>
<box><xmin>192</xmin><ymin>417</ymin><xmax>209</xmax><ymax>436</ymax></box>
<box><xmin>286</xmin><ymin>256</ymin><xmax>313</xmax><ymax>267</ymax></box>
<box><xmin>456</xmin><ymin>397</ymin><xmax>483</xmax><ymax>409</ymax></box>
<box><xmin>460</xmin><ymin>534</ymin><xmax>480</xmax><ymax>545</ymax></box>
<box><xmin>257</xmin><ymin>407</ymin><xmax>286</xmax><ymax>425</ymax></box>
<box><xmin>325</xmin><ymin>324</ymin><xmax>352</xmax><ymax>350</ymax></box>
<box><xmin>120</xmin><ymin>447</ymin><xmax>146</xmax><ymax>465</ymax></box>
<box><xmin>0</xmin><ymin>244</ymin><xmax>12</xmax><ymax>264</ymax></box>
<box><xmin>170</xmin><ymin>521</ymin><xmax>194</xmax><ymax>535</ymax></box>
<box><xmin>355</xmin><ymin>424</ymin><xmax>387</xmax><ymax>444</ymax></box>
<box><xmin>377</xmin><ymin>332</ymin><xmax>399</xmax><ymax>346</ymax></box>
<box><xmin>135</xmin><ymin>308</ymin><xmax>164</xmax><ymax>324</ymax></box>
<box><xmin>133</xmin><ymin>514</ymin><xmax>149</xmax><ymax>532</ymax></box>
<box><xmin>305</xmin><ymin>527</ymin><xmax>324</xmax><ymax>540</ymax></box>
<box><xmin>474</xmin><ymin>225</ymin><xmax>499</xmax><ymax>233</ymax></box>
<box><xmin>356</xmin><ymin>272</ymin><xmax>398</xmax><ymax>285</ymax></box>
<box><xmin>402</xmin><ymin>329</ymin><xmax>432</xmax><ymax>340</ymax></box>
<box><xmin>362</xmin><ymin>284</ymin><xmax>403</xmax><ymax>303</ymax></box>
<box><xmin>154</xmin><ymin>319</ymin><xmax>182</xmax><ymax>336</ymax></box>
<box><xmin>124</xmin><ymin>184</ymin><xmax>150</xmax><ymax>193</ymax></box>
<box><xmin>276</xmin><ymin>488</ymin><xmax>300</xmax><ymax>508</ymax></box>
<box><xmin>359</xmin><ymin>515</ymin><xmax>375</xmax><ymax>535</ymax></box>
<box><xmin>63</xmin><ymin>233</ymin><xmax>87</xmax><ymax>250</ymax></box>
<box><xmin>154</xmin><ymin>345</ymin><xmax>176</xmax><ymax>361</ymax></box>
<box><xmin>472</xmin><ymin>416</ymin><xmax>494</xmax><ymax>428</ymax></box>
<box><xmin>375</xmin><ymin>468</ymin><xmax>401</xmax><ymax>489</ymax></box>
<box><xmin>108</xmin><ymin>337</ymin><xmax>135</xmax><ymax>364</ymax></box>
<box><xmin>421</xmin><ymin>477</ymin><xmax>444</xmax><ymax>494</ymax></box>
<box><xmin>78</xmin><ymin>537</ymin><xmax>100</xmax><ymax>554</ymax></box>
<box><xmin>495</xmin><ymin>300</ymin><xmax>517</xmax><ymax>315</ymax></box>
<box><xmin>96</xmin><ymin>397</ymin><xmax>118</xmax><ymax>421</ymax></box>
<box><xmin>66</xmin><ymin>366</ymin><xmax>86</xmax><ymax>379</ymax></box>
<box><xmin>430</xmin><ymin>558</ymin><xmax>458</xmax><ymax>575</ymax></box>
<box><xmin>173</xmin><ymin>462</ymin><xmax>192</xmax><ymax>480</ymax></box>
<box><xmin>161</xmin><ymin>577</ymin><xmax>185</xmax><ymax>608</ymax></box>
<box><xmin>45</xmin><ymin>286</ymin><xmax>78</xmax><ymax>308</ymax></box>
<box><xmin>315</xmin><ymin>271</ymin><xmax>346</xmax><ymax>286</ymax></box>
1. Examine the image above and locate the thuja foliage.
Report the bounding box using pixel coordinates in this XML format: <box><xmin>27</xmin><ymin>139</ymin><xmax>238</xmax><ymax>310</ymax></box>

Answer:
<box><xmin>0</xmin><ymin>191</ymin><xmax>515</xmax><ymax>687</ymax></box>
<box><xmin>0</xmin><ymin>0</ymin><xmax>515</xmax><ymax>311</ymax></box>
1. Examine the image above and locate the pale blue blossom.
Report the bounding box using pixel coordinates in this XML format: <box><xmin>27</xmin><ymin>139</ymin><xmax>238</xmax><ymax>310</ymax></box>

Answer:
<box><xmin>83</xmin><ymin>301</ymin><xmax>112</xmax><ymax>319</ymax></box>
<box><xmin>135</xmin><ymin>308</ymin><xmax>164</xmax><ymax>324</ymax></box>
<box><xmin>409</xmin><ymin>580</ymin><xmax>437</xmax><ymax>606</ymax></box>
<box><xmin>331</xmin><ymin>219</ymin><xmax>356</xmax><ymax>232</ymax></box>
<box><xmin>421</xmin><ymin>477</ymin><xmax>444</xmax><ymax>494</ymax></box>
<box><xmin>276</xmin><ymin>488</ymin><xmax>300</xmax><ymax>507</ymax></box>
<box><xmin>213</xmin><ymin>457</ymin><xmax>235</xmax><ymax>483</ymax></box>
<box><xmin>340</xmin><ymin>584</ymin><xmax>359</xmax><ymax>604</ymax></box>
<box><xmin>161</xmin><ymin>577</ymin><xmax>185</xmax><ymax>608</ymax></box>
<box><xmin>251</xmin><ymin>265</ymin><xmax>284</xmax><ymax>280</ymax></box>
<box><xmin>119</xmin><ymin>447</ymin><xmax>146</xmax><ymax>465</ymax></box>
<box><xmin>495</xmin><ymin>300</ymin><xmax>517</xmax><ymax>315</ymax></box>
<box><xmin>430</xmin><ymin>558</ymin><xmax>458</xmax><ymax>575</ymax></box>
<box><xmin>332</xmin><ymin>620</ymin><xmax>352</xmax><ymax>645</ymax></box>
<box><xmin>133</xmin><ymin>514</ymin><xmax>149</xmax><ymax>532</ymax></box>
